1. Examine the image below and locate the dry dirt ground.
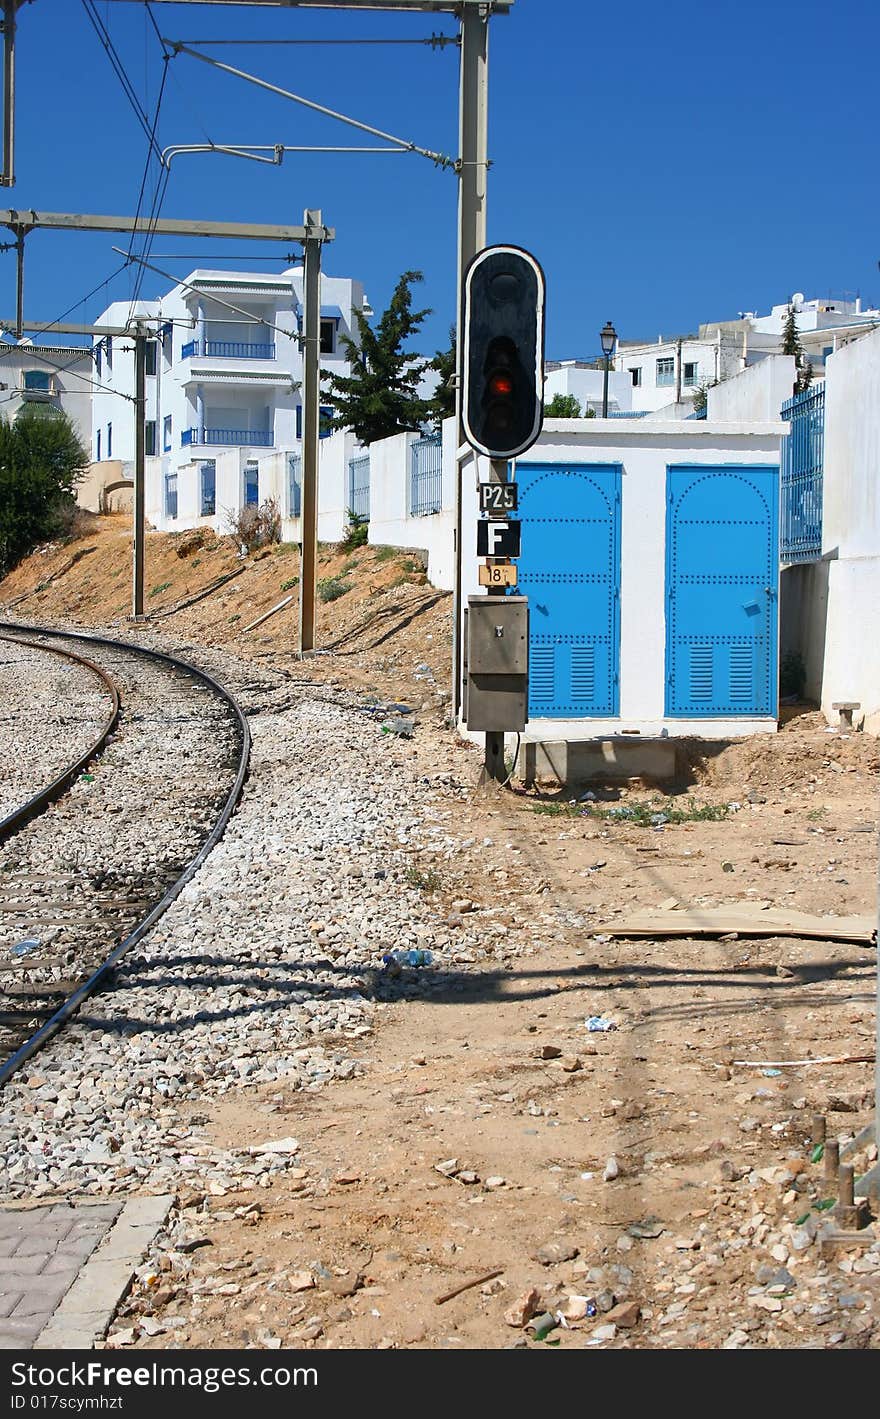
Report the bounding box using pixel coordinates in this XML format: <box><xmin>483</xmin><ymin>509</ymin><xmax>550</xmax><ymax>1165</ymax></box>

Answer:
<box><xmin>2</xmin><ymin>515</ymin><xmax>878</xmax><ymax>1350</ymax></box>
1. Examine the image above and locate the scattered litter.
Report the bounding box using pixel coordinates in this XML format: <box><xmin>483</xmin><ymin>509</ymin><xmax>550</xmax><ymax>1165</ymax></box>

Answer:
<box><xmin>585</xmin><ymin>1015</ymin><xmax>617</xmax><ymax>1033</ymax></box>
<box><xmin>559</xmin><ymin>1296</ymin><xmax>598</xmax><ymax>1322</ymax></box>
<box><xmin>528</xmin><ymin>1312</ymin><xmax>559</xmax><ymax>1341</ymax></box>
<box><xmin>10</xmin><ymin>938</ymin><xmax>40</xmax><ymax>958</ymax></box>
<box><xmin>380</xmin><ymin>717</ymin><xmax>414</xmax><ymax>738</ymax></box>
<box><xmin>382</xmin><ymin>948</ymin><xmax>433</xmax><ymax>971</ymax></box>
<box><xmin>761</xmin><ymin>1069</ymin><xmax>783</xmax><ymax>1078</ymax></box>
<box><xmin>721</xmin><ymin>861</ymin><xmax>735</xmax><ymax>873</ymax></box>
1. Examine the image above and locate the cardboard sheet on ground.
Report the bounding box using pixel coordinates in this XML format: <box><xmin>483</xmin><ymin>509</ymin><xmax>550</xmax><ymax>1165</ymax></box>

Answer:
<box><xmin>602</xmin><ymin>905</ymin><xmax>876</xmax><ymax>944</ymax></box>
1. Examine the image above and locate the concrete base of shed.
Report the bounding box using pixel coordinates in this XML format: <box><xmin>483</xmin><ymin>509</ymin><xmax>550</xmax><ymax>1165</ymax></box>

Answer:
<box><xmin>519</xmin><ymin>735</ymin><xmax>677</xmax><ymax>786</ymax></box>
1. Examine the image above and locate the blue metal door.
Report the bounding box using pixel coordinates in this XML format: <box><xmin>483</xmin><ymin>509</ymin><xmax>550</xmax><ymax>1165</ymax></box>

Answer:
<box><xmin>516</xmin><ymin>463</ymin><xmax>621</xmax><ymax>716</ymax></box>
<box><xmin>665</xmin><ymin>465</ymin><xmax>778</xmax><ymax>716</ymax></box>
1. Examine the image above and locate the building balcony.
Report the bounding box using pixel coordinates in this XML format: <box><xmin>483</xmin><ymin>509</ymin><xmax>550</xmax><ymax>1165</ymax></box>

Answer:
<box><xmin>181</xmin><ymin>339</ymin><xmax>276</xmax><ymax>360</ymax></box>
<box><xmin>182</xmin><ymin>428</ymin><xmax>273</xmax><ymax>448</ymax></box>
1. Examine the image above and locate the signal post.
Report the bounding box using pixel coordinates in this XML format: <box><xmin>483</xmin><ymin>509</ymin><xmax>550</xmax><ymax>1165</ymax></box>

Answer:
<box><xmin>459</xmin><ymin>245</ymin><xmax>545</xmax><ymax>783</ymax></box>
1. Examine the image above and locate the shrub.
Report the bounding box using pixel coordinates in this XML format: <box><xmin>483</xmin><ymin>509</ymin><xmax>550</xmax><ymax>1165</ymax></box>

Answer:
<box><xmin>340</xmin><ymin>510</ymin><xmax>369</xmax><ymax>552</ymax></box>
<box><xmin>317</xmin><ymin>576</ymin><xmax>352</xmax><ymax>603</ymax></box>
<box><xmin>545</xmin><ymin>392</ymin><xmax>582</xmax><ymax>418</ymax></box>
<box><xmin>225</xmin><ymin>497</ymin><xmax>281</xmax><ymax>555</ymax></box>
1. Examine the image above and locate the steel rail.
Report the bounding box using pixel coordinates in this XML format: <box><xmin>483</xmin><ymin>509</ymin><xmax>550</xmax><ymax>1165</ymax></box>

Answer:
<box><xmin>0</xmin><ymin>621</ymin><xmax>252</xmax><ymax>1088</ymax></box>
<box><xmin>0</xmin><ymin>633</ymin><xmax>121</xmax><ymax>848</ymax></box>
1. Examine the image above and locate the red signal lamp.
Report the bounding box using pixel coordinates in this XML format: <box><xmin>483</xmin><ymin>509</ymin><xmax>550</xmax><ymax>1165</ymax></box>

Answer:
<box><xmin>488</xmin><ymin>372</ymin><xmax>513</xmax><ymax>398</ymax></box>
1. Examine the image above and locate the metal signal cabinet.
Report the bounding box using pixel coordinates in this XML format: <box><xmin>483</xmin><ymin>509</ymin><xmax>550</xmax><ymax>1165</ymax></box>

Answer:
<box><xmin>463</xmin><ymin>595</ymin><xmax>529</xmax><ymax>732</ymax></box>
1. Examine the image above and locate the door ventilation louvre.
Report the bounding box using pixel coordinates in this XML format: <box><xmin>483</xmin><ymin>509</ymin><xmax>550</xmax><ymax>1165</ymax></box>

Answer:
<box><xmin>571</xmin><ymin>645</ymin><xmax>596</xmax><ymax>702</ymax></box>
<box><xmin>689</xmin><ymin>644</ymin><xmax>713</xmax><ymax>701</ymax></box>
<box><xmin>531</xmin><ymin>646</ymin><xmax>555</xmax><ymax>700</ymax></box>
<box><xmin>729</xmin><ymin>644</ymin><xmax>753</xmax><ymax>700</ymax></box>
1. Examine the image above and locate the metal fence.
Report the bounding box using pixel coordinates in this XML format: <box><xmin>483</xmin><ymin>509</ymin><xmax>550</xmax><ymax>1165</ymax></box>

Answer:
<box><xmin>781</xmin><ymin>383</ymin><xmax>824</xmax><ymax>563</ymax></box>
<box><xmin>348</xmin><ymin>453</ymin><xmax>370</xmax><ymax>521</ymax></box>
<box><xmin>409</xmin><ymin>433</ymin><xmax>443</xmax><ymax>515</ymax></box>
<box><xmin>288</xmin><ymin>453</ymin><xmax>302</xmax><ymax>518</ymax></box>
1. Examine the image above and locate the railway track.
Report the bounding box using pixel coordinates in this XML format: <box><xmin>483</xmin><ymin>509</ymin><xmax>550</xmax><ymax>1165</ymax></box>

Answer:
<box><xmin>0</xmin><ymin>621</ymin><xmax>251</xmax><ymax>1086</ymax></box>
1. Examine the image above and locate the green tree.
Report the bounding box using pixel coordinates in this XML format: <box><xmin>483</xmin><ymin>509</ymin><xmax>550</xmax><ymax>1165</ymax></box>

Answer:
<box><xmin>782</xmin><ymin>303</ymin><xmax>813</xmax><ymax>393</ymax></box>
<box><xmin>545</xmin><ymin>392</ymin><xmax>582</xmax><ymax>418</ymax></box>
<box><xmin>322</xmin><ymin>270</ymin><xmax>433</xmax><ymax>444</ymax></box>
<box><xmin>0</xmin><ymin>409</ymin><xmax>87</xmax><ymax>577</ymax></box>
<box><xmin>692</xmin><ymin>379</ymin><xmax>717</xmax><ymax>415</ymax></box>
<box><xmin>428</xmin><ymin>325</ymin><xmax>456</xmax><ymax>426</ymax></box>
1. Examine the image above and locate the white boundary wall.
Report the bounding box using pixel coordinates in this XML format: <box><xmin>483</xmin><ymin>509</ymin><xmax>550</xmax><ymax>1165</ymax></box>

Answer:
<box><xmin>366</xmin><ymin>422</ymin><xmax>457</xmax><ymax>589</ymax></box>
<box><xmin>817</xmin><ymin>327</ymin><xmax>880</xmax><ymax>730</ymax></box>
<box><xmin>707</xmin><ymin>355</ymin><xmax>796</xmax><ymax>421</ymax></box>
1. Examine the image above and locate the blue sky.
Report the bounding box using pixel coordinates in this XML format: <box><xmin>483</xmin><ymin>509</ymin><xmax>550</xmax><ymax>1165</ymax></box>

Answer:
<box><xmin>3</xmin><ymin>0</ymin><xmax>879</xmax><ymax>359</ymax></box>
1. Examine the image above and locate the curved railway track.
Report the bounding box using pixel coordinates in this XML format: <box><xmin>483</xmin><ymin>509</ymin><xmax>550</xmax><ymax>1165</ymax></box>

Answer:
<box><xmin>0</xmin><ymin>634</ymin><xmax>121</xmax><ymax>845</ymax></box>
<box><xmin>0</xmin><ymin>621</ymin><xmax>251</xmax><ymax>1086</ymax></box>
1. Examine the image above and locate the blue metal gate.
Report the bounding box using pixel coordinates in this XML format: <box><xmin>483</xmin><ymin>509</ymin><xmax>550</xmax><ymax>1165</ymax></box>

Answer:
<box><xmin>780</xmin><ymin>384</ymin><xmax>824</xmax><ymax>563</ymax></box>
<box><xmin>665</xmin><ymin>465</ymin><xmax>778</xmax><ymax>717</ymax></box>
<box><xmin>348</xmin><ymin>453</ymin><xmax>370</xmax><ymax>520</ymax></box>
<box><xmin>516</xmin><ymin>462</ymin><xmax>621</xmax><ymax>716</ymax></box>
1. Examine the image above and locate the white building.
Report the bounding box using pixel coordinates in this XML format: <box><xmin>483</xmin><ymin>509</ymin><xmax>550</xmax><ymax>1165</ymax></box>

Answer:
<box><xmin>701</xmin><ymin>292</ymin><xmax>880</xmax><ymax>376</ymax></box>
<box><xmin>0</xmin><ymin>339</ymin><xmax>92</xmax><ymax>446</ymax></box>
<box><xmin>611</xmin><ymin>292</ymin><xmax>880</xmax><ymax>415</ymax></box>
<box><xmin>543</xmin><ymin>359</ymin><xmax>633</xmax><ymax>416</ymax></box>
<box><xmin>91</xmin><ymin>265</ymin><xmax>369</xmax><ymax>525</ymax></box>
<box><xmin>614</xmin><ymin>332</ymin><xmax>740</xmax><ymax>413</ymax></box>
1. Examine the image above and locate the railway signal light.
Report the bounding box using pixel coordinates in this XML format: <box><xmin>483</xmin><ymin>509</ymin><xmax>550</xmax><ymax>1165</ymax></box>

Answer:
<box><xmin>461</xmin><ymin>245</ymin><xmax>545</xmax><ymax>460</ymax></box>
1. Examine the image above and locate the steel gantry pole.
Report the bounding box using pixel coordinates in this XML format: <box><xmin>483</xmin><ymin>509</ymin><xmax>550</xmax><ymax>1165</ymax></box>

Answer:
<box><xmin>1</xmin><ymin>0</ymin><xmax>19</xmax><ymax>188</ymax></box>
<box><xmin>298</xmin><ymin>208</ymin><xmax>324</xmax><ymax>656</ymax></box>
<box><xmin>132</xmin><ymin>326</ymin><xmax>147</xmax><ymax>620</ymax></box>
<box><xmin>453</xmin><ymin>2</ymin><xmax>489</xmax><ymax>717</ymax></box>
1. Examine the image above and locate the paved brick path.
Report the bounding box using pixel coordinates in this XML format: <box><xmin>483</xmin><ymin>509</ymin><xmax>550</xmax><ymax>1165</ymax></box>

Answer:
<box><xmin>0</xmin><ymin>1202</ymin><xmax>122</xmax><ymax>1349</ymax></box>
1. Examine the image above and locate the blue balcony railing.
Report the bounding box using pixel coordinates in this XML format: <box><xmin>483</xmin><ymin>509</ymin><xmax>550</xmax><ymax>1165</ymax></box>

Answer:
<box><xmin>181</xmin><ymin>339</ymin><xmax>275</xmax><ymax>360</ymax></box>
<box><xmin>182</xmin><ymin>428</ymin><xmax>273</xmax><ymax>448</ymax></box>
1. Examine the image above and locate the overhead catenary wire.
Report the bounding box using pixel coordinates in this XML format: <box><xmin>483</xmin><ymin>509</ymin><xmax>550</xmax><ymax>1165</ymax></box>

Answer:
<box><xmin>172</xmin><ymin>34</ymin><xmax>458</xmax><ymax>47</ymax></box>
<box><xmin>81</xmin><ymin>0</ymin><xmax>164</xmax><ymax>163</ymax></box>
<box><xmin>165</xmin><ymin>41</ymin><xmax>456</xmax><ymax>169</ymax></box>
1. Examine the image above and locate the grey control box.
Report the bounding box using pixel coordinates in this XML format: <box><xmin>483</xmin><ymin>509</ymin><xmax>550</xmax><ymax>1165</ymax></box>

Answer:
<box><xmin>463</xmin><ymin>595</ymin><xmax>529</xmax><ymax>732</ymax></box>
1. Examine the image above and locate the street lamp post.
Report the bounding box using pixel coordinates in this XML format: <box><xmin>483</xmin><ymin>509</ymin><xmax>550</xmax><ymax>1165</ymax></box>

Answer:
<box><xmin>600</xmin><ymin>319</ymin><xmax>617</xmax><ymax>418</ymax></box>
